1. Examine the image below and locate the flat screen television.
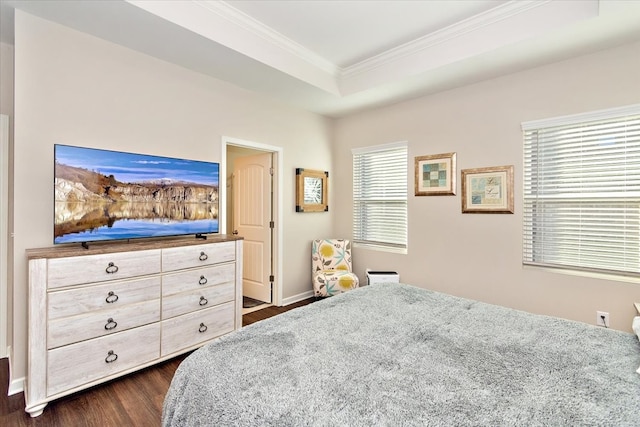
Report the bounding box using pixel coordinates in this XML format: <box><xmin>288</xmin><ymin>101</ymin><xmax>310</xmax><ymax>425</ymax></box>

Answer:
<box><xmin>54</xmin><ymin>144</ymin><xmax>220</xmax><ymax>245</ymax></box>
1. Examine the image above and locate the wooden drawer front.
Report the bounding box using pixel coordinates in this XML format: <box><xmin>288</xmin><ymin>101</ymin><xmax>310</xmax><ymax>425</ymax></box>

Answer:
<box><xmin>48</xmin><ymin>249</ymin><xmax>161</xmax><ymax>289</ymax></box>
<box><xmin>162</xmin><ymin>282</ymin><xmax>234</xmax><ymax>319</ymax></box>
<box><xmin>47</xmin><ymin>323</ymin><xmax>160</xmax><ymax>397</ymax></box>
<box><xmin>162</xmin><ymin>241</ymin><xmax>235</xmax><ymax>272</ymax></box>
<box><xmin>48</xmin><ymin>277</ymin><xmax>160</xmax><ymax>320</ymax></box>
<box><xmin>162</xmin><ymin>263</ymin><xmax>235</xmax><ymax>297</ymax></box>
<box><xmin>161</xmin><ymin>301</ymin><xmax>234</xmax><ymax>356</ymax></box>
<box><xmin>48</xmin><ymin>299</ymin><xmax>160</xmax><ymax>349</ymax></box>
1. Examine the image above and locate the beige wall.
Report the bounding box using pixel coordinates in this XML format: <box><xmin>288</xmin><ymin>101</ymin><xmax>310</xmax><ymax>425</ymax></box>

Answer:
<box><xmin>9</xmin><ymin>7</ymin><xmax>640</xmax><ymax>390</ymax></box>
<box><xmin>333</xmin><ymin>40</ymin><xmax>640</xmax><ymax>332</ymax></box>
<box><xmin>11</xmin><ymin>11</ymin><xmax>334</xmax><ymax>381</ymax></box>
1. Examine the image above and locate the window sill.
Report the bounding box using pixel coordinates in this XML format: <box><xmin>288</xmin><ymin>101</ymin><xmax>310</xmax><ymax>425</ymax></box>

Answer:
<box><xmin>354</xmin><ymin>242</ymin><xmax>407</xmax><ymax>255</ymax></box>
<box><xmin>523</xmin><ymin>264</ymin><xmax>640</xmax><ymax>285</ymax></box>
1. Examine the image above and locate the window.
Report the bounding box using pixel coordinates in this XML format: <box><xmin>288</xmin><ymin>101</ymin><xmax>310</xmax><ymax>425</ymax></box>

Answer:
<box><xmin>352</xmin><ymin>142</ymin><xmax>408</xmax><ymax>253</ymax></box>
<box><xmin>522</xmin><ymin>104</ymin><xmax>640</xmax><ymax>277</ymax></box>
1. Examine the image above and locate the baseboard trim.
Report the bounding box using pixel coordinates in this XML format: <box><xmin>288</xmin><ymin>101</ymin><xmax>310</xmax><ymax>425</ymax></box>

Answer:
<box><xmin>9</xmin><ymin>376</ymin><xmax>23</xmax><ymax>396</ymax></box>
<box><xmin>7</xmin><ymin>348</ymin><xmax>23</xmax><ymax>396</ymax></box>
<box><xmin>281</xmin><ymin>290</ymin><xmax>314</xmax><ymax>306</ymax></box>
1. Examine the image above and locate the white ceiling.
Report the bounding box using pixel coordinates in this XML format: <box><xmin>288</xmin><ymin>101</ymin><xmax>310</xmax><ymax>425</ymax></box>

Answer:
<box><xmin>227</xmin><ymin>0</ymin><xmax>509</xmax><ymax>68</ymax></box>
<box><xmin>2</xmin><ymin>0</ymin><xmax>640</xmax><ymax>117</ymax></box>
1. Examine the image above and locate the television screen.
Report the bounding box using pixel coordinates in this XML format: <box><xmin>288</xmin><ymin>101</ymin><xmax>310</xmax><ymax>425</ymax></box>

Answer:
<box><xmin>54</xmin><ymin>144</ymin><xmax>219</xmax><ymax>245</ymax></box>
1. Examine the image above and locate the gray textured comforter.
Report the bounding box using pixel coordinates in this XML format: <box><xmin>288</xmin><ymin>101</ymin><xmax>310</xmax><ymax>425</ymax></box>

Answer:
<box><xmin>163</xmin><ymin>283</ymin><xmax>640</xmax><ymax>426</ymax></box>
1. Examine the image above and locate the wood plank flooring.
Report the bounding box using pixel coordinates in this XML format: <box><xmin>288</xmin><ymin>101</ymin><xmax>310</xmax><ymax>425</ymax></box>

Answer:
<box><xmin>0</xmin><ymin>298</ymin><xmax>314</xmax><ymax>427</ymax></box>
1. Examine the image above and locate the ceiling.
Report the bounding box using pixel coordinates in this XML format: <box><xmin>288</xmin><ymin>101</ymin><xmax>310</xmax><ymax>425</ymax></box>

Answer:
<box><xmin>1</xmin><ymin>0</ymin><xmax>640</xmax><ymax>117</ymax></box>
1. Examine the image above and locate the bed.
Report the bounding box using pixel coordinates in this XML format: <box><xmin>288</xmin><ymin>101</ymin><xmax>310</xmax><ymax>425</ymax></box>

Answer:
<box><xmin>162</xmin><ymin>283</ymin><xmax>640</xmax><ymax>426</ymax></box>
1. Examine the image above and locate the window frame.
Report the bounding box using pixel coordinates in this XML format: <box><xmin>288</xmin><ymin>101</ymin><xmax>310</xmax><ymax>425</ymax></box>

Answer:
<box><xmin>352</xmin><ymin>141</ymin><xmax>408</xmax><ymax>254</ymax></box>
<box><xmin>521</xmin><ymin>103</ymin><xmax>640</xmax><ymax>279</ymax></box>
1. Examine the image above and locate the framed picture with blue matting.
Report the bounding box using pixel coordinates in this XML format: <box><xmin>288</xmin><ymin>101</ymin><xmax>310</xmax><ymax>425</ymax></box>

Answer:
<box><xmin>414</xmin><ymin>152</ymin><xmax>456</xmax><ymax>196</ymax></box>
<box><xmin>461</xmin><ymin>165</ymin><xmax>514</xmax><ymax>213</ymax></box>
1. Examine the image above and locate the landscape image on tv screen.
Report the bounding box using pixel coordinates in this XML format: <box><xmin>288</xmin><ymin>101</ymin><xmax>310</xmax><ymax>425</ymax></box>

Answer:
<box><xmin>54</xmin><ymin>144</ymin><xmax>219</xmax><ymax>244</ymax></box>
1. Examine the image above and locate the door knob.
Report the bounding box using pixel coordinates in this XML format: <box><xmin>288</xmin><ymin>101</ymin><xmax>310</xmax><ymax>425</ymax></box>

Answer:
<box><xmin>232</xmin><ymin>230</ymin><xmax>239</xmax><ymax>235</ymax></box>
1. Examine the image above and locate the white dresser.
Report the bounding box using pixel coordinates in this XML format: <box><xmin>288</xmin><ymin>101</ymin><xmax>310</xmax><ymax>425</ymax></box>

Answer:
<box><xmin>25</xmin><ymin>236</ymin><xmax>243</xmax><ymax>417</ymax></box>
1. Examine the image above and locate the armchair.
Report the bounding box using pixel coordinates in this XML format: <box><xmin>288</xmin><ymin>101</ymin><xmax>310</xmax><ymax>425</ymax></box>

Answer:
<box><xmin>312</xmin><ymin>239</ymin><xmax>359</xmax><ymax>297</ymax></box>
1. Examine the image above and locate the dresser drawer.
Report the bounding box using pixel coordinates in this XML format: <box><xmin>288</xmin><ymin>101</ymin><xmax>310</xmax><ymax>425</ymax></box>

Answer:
<box><xmin>48</xmin><ymin>277</ymin><xmax>160</xmax><ymax>320</ymax></box>
<box><xmin>161</xmin><ymin>301</ymin><xmax>234</xmax><ymax>356</ymax></box>
<box><xmin>162</xmin><ymin>282</ymin><xmax>234</xmax><ymax>319</ymax></box>
<box><xmin>162</xmin><ymin>263</ymin><xmax>235</xmax><ymax>297</ymax></box>
<box><xmin>48</xmin><ymin>299</ymin><xmax>160</xmax><ymax>349</ymax></box>
<box><xmin>47</xmin><ymin>323</ymin><xmax>160</xmax><ymax>397</ymax></box>
<box><xmin>48</xmin><ymin>249</ymin><xmax>161</xmax><ymax>289</ymax></box>
<box><xmin>162</xmin><ymin>241</ymin><xmax>235</xmax><ymax>272</ymax></box>
<box><xmin>26</xmin><ymin>238</ymin><xmax>242</xmax><ymax>418</ymax></box>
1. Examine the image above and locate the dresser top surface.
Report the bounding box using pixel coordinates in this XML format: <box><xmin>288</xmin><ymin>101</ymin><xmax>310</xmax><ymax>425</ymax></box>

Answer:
<box><xmin>26</xmin><ymin>235</ymin><xmax>243</xmax><ymax>260</ymax></box>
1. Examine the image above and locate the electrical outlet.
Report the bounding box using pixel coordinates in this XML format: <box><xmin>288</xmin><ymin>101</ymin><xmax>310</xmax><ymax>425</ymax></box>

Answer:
<box><xmin>596</xmin><ymin>311</ymin><xmax>609</xmax><ymax>328</ymax></box>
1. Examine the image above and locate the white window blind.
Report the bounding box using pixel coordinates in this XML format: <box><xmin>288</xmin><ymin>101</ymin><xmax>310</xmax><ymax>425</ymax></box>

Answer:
<box><xmin>522</xmin><ymin>104</ymin><xmax>640</xmax><ymax>277</ymax></box>
<box><xmin>352</xmin><ymin>142</ymin><xmax>408</xmax><ymax>252</ymax></box>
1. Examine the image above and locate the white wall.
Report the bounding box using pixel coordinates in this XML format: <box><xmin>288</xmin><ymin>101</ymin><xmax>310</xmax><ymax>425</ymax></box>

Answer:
<box><xmin>11</xmin><ymin>11</ymin><xmax>334</xmax><ymax>383</ymax></box>
<box><xmin>0</xmin><ymin>42</ymin><xmax>13</xmax><ymax>116</ymax></box>
<box><xmin>0</xmin><ymin>42</ymin><xmax>14</xmax><ymax>361</ymax></box>
<box><xmin>333</xmin><ymin>40</ymin><xmax>640</xmax><ymax>332</ymax></box>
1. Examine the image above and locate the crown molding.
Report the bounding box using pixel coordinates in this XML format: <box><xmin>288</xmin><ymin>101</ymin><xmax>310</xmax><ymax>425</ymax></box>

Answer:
<box><xmin>197</xmin><ymin>0</ymin><xmax>598</xmax><ymax>96</ymax></box>
<box><xmin>337</xmin><ymin>0</ymin><xmax>599</xmax><ymax>95</ymax></box>
<box><xmin>341</xmin><ymin>1</ymin><xmax>551</xmax><ymax>79</ymax></box>
<box><xmin>205</xmin><ymin>1</ymin><xmax>555</xmax><ymax>83</ymax></box>
<box><xmin>126</xmin><ymin>0</ymin><xmax>598</xmax><ymax>98</ymax></box>
<box><xmin>199</xmin><ymin>1</ymin><xmax>339</xmax><ymax>76</ymax></box>
<box><xmin>126</xmin><ymin>0</ymin><xmax>340</xmax><ymax>94</ymax></box>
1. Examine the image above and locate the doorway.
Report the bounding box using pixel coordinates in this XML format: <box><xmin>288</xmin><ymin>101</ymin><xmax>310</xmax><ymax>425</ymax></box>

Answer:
<box><xmin>222</xmin><ymin>137</ymin><xmax>282</xmax><ymax>314</ymax></box>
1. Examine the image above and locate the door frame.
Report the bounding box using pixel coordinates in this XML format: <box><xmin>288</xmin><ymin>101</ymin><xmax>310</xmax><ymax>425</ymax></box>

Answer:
<box><xmin>0</xmin><ymin>115</ymin><xmax>8</xmax><ymax>358</ymax></box>
<box><xmin>221</xmin><ymin>136</ymin><xmax>282</xmax><ymax>307</ymax></box>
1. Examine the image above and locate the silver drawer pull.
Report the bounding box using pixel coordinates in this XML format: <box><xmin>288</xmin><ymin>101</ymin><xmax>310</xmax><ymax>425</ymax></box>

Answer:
<box><xmin>105</xmin><ymin>262</ymin><xmax>119</xmax><ymax>274</ymax></box>
<box><xmin>198</xmin><ymin>323</ymin><xmax>208</xmax><ymax>333</ymax></box>
<box><xmin>104</xmin><ymin>318</ymin><xmax>118</xmax><ymax>330</ymax></box>
<box><xmin>198</xmin><ymin>275</ymin><xmax>208</xmax><ymax>285</ymax></box>
<box><xmin>105</xmin><ymin>350</ymin><xmax>118</xmax><ymax>363</ymax></box>
<box><xmin>199</xmin><ymin>296</ymin><xmax>208</xmax><ymax>306</ymax></box>
<box><xmin>199</xmin><ymin>251</ymin><xmax>208</xmax><ymax>261</ymax></box>
<box><xmin>105</xmin><ymin>291</ymin><xmax>119</xmax><ymax>303</ymax></box>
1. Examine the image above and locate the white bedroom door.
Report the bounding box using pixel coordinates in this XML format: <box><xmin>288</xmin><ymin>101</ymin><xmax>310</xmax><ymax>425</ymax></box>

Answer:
<box><xmin>233</xmin><ymin>152</ymin><xmax>273</xmax><ymax>303</ymax></box>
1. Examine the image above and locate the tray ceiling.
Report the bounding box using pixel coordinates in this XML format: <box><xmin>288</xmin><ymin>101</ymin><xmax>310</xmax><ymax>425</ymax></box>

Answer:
<box><xmin>2</xmin><ymin>0</ymin><xmax>640</xmax><ymax>117</ymax></box>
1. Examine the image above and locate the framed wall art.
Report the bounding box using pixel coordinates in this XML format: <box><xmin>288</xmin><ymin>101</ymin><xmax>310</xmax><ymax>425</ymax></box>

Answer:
<box><xmin>461</xmin><ymin>165</ymin><xmax>514</xmax><ymax>213</ymax></box>
<box><xmin>295</xmin><ymin>168</ymin><xmax>328</xmax><ymax>212</ymax></box>
<box><xmin>414</xmin><ymin>152</ymin><xmax>456</xmax><ymax>196</ymax></box>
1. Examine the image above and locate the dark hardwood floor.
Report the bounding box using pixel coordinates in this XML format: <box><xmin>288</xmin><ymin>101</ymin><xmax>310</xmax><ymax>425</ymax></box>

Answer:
<box><xmin>0</xmin><ymin>298</ymin><xmax>314</xmax><ymax>427</ymax></box>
